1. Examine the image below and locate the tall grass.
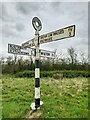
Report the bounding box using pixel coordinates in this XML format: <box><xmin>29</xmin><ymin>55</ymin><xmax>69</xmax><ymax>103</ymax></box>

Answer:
<box><xmin>2</xmin><ymin>75</ymin><xmax>88</xmax><ymax>118</ymax></box>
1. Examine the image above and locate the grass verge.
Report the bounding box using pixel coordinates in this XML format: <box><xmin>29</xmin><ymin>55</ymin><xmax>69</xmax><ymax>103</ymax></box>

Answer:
<box><xmin>2</xmin><ymin>75</ymin><xmax>88</xmax><ymax>118</ymax></box>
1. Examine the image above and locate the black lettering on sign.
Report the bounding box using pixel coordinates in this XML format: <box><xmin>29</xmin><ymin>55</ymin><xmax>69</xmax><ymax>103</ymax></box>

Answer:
<box><xmin>9</xmin><ymin>44</ymin><xmax>17</xmax><ymax>53</ymax></box>
<box><xmin>40</xmin><ymin>34</ymin><xmax>47</xmax><ymax>39</ymax></box>
<box><xmin>44</xmin><ymin>38</ymin><xmax>48</xmax><ymax>42</ymax></box>
<box><xmin>43</xmin><ymin>37</ymin><xmax>52</xmax><ymax>43</ymax></box>
<box><xmin>46</xmin><ymin>53</ymin><xmax>50</xmax><ymax>56</ymax></box>
<box><xmin>52</xmin><ymin>54</ymin><xmax>54</xmax><ymax>56</ymax></box>
<box><xmin>47</xmin><ymin>33</ymin><xmax>52</xmax><ymax>37</ymax></box>
<box><xmin>41</xmin><ymin>52</ymin><xmax>43</xmax><ymax>55</ymax></box>
<box><xmin>48</xmin><ymin>37</ymin><xmax>52</xmax><ymax>41</ymax></box>
<box><xmin>40</xmin><ymin>39</ymin><xmax>44</xmax><ymax>43</ymax></box>
<box><xmin>68</xmin><ymin>27</ymin><xmax>72</xmax><ymax>37</ymax></box>
<box><xmin>53</xmin><ymin>29</ymin><xmax>64</xmax><ymax>36</ymax></box>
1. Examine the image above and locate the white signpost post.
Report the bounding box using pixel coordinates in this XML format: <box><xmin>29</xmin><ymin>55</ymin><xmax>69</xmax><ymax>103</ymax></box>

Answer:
<box><xmin>21</xmin><ymin>17</ymin><xmax>75</xmax><ymax>111</ymax></box>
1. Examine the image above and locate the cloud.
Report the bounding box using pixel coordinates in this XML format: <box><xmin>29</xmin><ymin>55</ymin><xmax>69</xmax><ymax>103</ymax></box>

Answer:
<box><xmin>0</xmin><ymin>3</ymin><xmax>8</xmax><ymax>21</ymax></box>
<box><xmin>50</xmin><ymin>2</ymin><xmax>61</xmax><ymax>12</ymax></box>
<box><xmin>2</xmin><ymin>24</ymin><xmax>17</xmax><ymax>37</ymax></box>
<box><xmin>0</xmin><ymin>3</ymin><xmax>15</xmax><ymax>22</ymax></box>
<box><xmin>2</xmin><ymin>22</ymin><xmax>25</xmax><ymax>38</ymax></box>
<box><xmin>15</xmin><ymin>23</ymin><xmax>25</xmax><ymax>32</ymax></box>
<box><xmin>15</xmin><ymin>2</ymin><xmax>62</xmax><ymax>18</ymax></box>
<box><xmin>16</xmin><ymin>2</ymin><xmax>43</xmax><ymax>15</ymax></box>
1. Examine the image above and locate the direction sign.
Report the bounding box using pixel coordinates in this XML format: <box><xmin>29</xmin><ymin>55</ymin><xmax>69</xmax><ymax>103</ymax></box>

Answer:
<box><xmin>8</xmin><ymin>44</ymin><xmax>56</xmax><ymax>58</ymax></box>
<box><xmin>8</xmin><ymin>44</ymin><xmax>29</xmax><ymax>56</ymax></box>
<box><xmin>22</xmin><ymin>25</ymin><xmax>75</xmax><ymax>48</ymax></box>
<box><xmin>40</xmin><ymin>49</ymin><xmax>55</xmax><ymax>58</ymax></box>
<box><xmin>30</xmin><ymin>48</ymin><xmax>56</xmax><ymax>58</ymax></box>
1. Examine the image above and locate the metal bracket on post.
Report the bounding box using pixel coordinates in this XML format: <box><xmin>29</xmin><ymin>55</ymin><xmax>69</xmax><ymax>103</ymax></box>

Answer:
<box><xmin>31</xmin><ymin>17</ymin><xmax>43</xmax><ymax>111</ymax></box>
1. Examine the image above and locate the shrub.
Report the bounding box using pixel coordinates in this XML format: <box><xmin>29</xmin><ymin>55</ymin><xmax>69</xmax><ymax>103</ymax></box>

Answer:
<box><xmin>15</xmin><ymin>70</ymin><xmax>90</xmax><ymax>78</ymax></box>
<box><xmin>53</xmin><ymin>73</ymin><xmax>63</xmax><ymax>79</ymax></box>
<box><xmin>15</xmin><ymin>71</ymin><xmax>34</xmax><ymax>78</ymax></box>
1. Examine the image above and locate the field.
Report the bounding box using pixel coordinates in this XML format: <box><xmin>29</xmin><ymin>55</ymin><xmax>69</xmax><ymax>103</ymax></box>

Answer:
<box><xmin>2</xmin><ymin>75</ymin><xmax>88</xmax><ymax>119</ymax></box>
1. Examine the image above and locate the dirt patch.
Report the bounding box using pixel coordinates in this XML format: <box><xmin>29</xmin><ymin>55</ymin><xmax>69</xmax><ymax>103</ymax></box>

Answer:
<box><xmin>26</xmin><ymin>109</ymin><xmax>42</xmax><ymax>118</ymax></box>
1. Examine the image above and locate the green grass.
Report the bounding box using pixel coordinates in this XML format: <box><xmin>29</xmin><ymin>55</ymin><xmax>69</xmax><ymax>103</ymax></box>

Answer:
<box><xmin>2</xmin><ymin>75</ymin><xmax>88</xmax><ymax>118</ymax></box>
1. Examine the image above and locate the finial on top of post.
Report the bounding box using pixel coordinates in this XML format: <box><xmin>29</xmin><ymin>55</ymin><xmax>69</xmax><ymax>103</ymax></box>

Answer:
<box><xmin>32</xmin><ymin>17</ymin><xmax>42</xmax><ymax>32</ymax></box>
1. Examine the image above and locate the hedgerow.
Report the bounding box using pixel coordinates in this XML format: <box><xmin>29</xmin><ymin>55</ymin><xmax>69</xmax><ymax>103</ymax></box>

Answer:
<box><xmin>15</xmin><ymin>70</ymin><xmax>90</xmax><ymax>78</ymax></box>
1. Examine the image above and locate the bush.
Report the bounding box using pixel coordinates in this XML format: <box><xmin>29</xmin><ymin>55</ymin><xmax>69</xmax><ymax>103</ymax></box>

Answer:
<box><xmin>63</xmin><ymin>70</ymin><xmax>90</xmax><ymax>78</ymax></box>
<box><xmin>53</xmin><ymin>73</ymin><xmax>63</xmax><ymax>79</ymax></box>
<box><xmin>15</xmin><ymin>71</ymin><xmax>34</xmax><ymax>78</ymax></box>
<box><xmin>15</xmin><ymin>70</ymin><xmax>90</xmax><ymax>78</ymax></box>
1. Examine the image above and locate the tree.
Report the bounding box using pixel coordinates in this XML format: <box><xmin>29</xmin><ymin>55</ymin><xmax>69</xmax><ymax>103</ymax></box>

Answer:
<box><xmin>6</xmin><ymin>56</ymin><xmax>13</xmax><ymax>65</ymax></box>
<box><xmin>80</xmin><ymin>52</ymin><xmax>88</xmax><ymax>65</ymax></box>
<box><xmin>0</xmin><ymin>57</ymin><xmax>5</xmax><ymax>64</ymax></box>
<box><xmin>67</xmin><ymin>47</ymin><xmax>77</xmax><ymax>64</ymax></box>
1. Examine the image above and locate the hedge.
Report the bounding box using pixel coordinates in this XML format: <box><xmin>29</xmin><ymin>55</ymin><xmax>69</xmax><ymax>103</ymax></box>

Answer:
<box><xmin>15</xmin><ymin>70</ymin><xmax>90</xmax><ymax>78</ymax></box>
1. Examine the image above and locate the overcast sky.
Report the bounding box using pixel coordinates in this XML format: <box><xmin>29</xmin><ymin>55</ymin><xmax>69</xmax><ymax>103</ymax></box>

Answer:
<box><xmin>0</xmin><ymin>1</ymin><xmax>88</xmax><ymax>59</ymax></box>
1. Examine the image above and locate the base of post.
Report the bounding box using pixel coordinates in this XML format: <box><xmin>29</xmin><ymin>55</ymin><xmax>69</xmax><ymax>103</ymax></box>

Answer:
<box><xmin>30</xmin><ymin>101</ymin><xmax>43</xmax><ymax>110</ymax></box>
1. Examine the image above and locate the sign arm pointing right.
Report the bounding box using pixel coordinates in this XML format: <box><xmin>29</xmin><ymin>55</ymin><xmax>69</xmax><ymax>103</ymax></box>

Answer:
<box><xmin>22</xmin><ymin>25</ymin><xmax>75</xmax><ymax>48</ymax></box>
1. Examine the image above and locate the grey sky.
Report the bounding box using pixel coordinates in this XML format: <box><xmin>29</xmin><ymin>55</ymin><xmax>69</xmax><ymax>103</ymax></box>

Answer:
<box><xmin>0</xmin><ymin>1</ymin><xmax>88</xmax><ymax>59</ymax></box>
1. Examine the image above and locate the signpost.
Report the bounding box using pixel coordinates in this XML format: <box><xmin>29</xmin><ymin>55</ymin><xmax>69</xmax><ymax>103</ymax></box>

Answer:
<box><xmin>8</xmin><ymin>16</ymin><xmax>75</xmax><ymax>111</ymax></box>
<box><xmin>29</xmin><ymin>17</ymin><xmax>75</xmax><ymax>111</ymax></box>
<box><xmin>22</xmin><ymin>25</ymin><xmax>75</xmax><ymax>48</ymax></box>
